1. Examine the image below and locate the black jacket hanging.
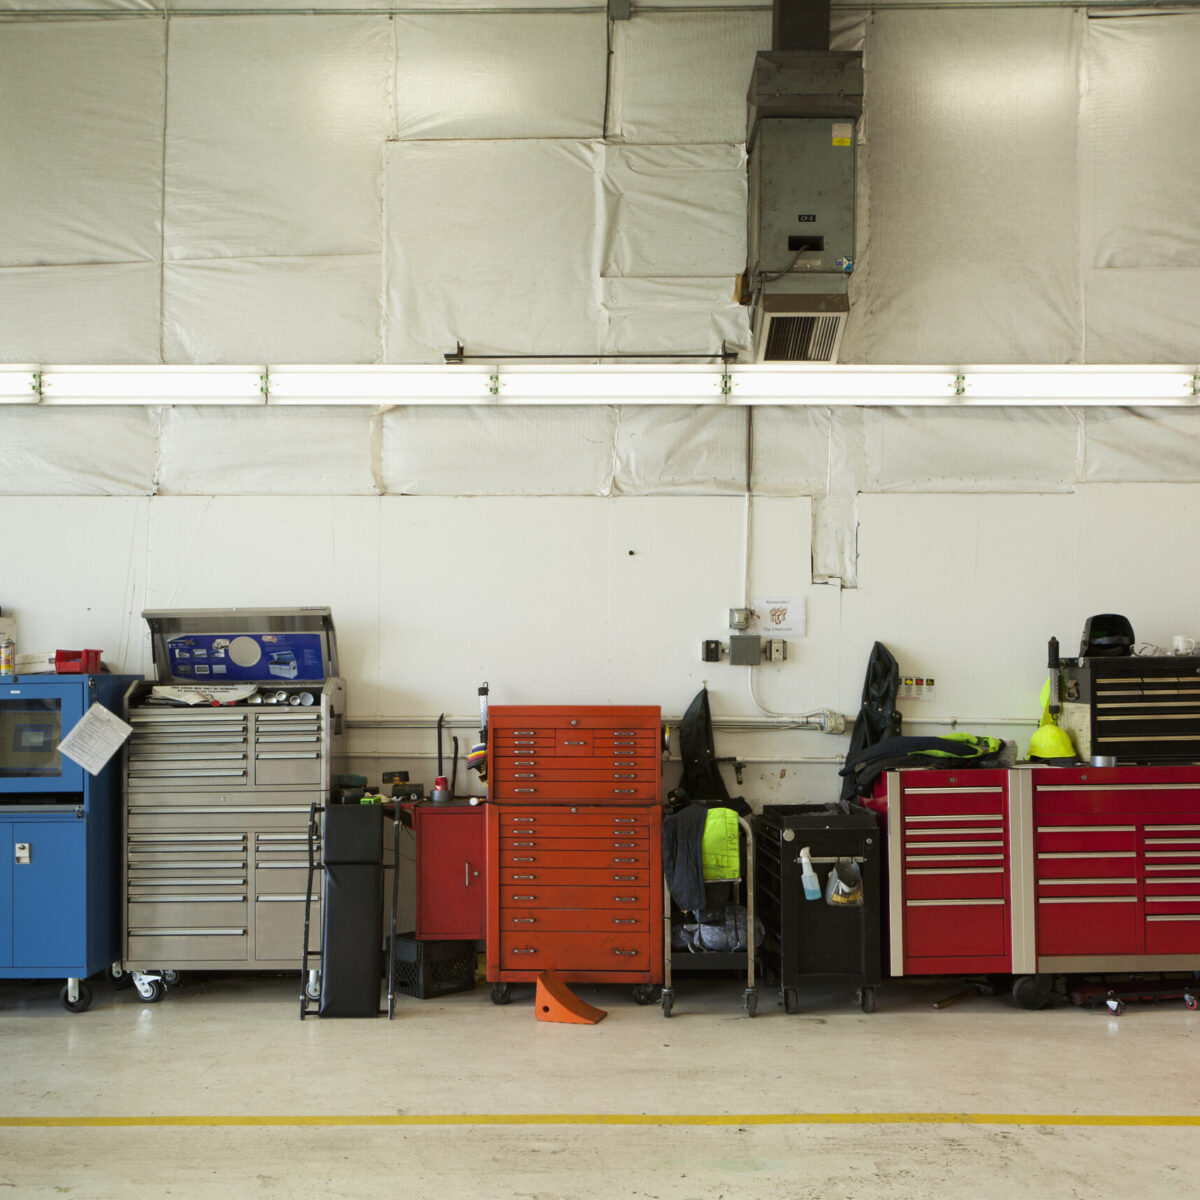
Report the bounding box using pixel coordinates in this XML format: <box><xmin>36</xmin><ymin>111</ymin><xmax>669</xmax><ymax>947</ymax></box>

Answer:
<box><xmin>839</xmin><ymin>641</ymin><xmax>902</xmax><ymax>802</ymax></box>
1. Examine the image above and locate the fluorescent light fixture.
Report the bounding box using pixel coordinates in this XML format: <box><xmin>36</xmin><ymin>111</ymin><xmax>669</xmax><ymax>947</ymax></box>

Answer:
<box><xmin>267</xmin><ymin>366</ymin><xmax>495</xmax><ymax>405</ymax></box>
<box><xmin>0</xmin><ymin>366</ymin><xmax>40</xmax><ymax>404</ymax></box>
<box><xmin>497</xmin><ymin>367</ymin><xmax>725</xmax><ymax>405</ymax></box>
<box><xmin>39</xmin><ymin>367</ymin><xmax>265</xmax><ymax>406</ymax></box>
<box><xmin>963</xmin><ymin>369</ymin><xmax>1197</xmax><ymax>404</ymax></box>
<box><xmin>728</xmin><ymin>367</ymin><xmax>961</xmax><ymax>404</ymax></box>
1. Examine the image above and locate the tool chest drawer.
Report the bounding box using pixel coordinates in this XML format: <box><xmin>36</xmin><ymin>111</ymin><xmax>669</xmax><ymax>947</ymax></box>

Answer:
<box><xmin>488</xmin><ymin>706</ymin><xmax>661</xmax><ymax>804</ymax></box>
<box><xmin>486</xmin><ymin>780</ymin><xmax>663</xmax><ymax>987</ymax></box>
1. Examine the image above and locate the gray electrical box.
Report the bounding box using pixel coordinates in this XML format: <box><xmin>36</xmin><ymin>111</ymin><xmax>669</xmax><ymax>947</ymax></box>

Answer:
<box><xmin>730</xmin><ymin>635</ymin><xmax>763</xmax><ymax>666</ymax></box>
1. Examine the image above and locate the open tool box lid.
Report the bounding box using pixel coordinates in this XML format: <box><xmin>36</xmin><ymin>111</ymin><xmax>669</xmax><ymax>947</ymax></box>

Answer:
<box><xmin>142</xmin><ymin>607</ymin><xmax>339</xmax><ymax>685</ymax></box>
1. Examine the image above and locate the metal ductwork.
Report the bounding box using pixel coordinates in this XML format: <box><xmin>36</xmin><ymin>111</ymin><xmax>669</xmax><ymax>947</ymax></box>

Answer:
<box><xmin>743</xmin><ymin>0</ymin><xmax>862</xmax><ymax>362</ymax></box>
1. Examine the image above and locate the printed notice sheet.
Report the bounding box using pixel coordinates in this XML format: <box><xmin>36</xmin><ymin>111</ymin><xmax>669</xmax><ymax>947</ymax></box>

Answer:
<box><xmin>58</xmin><ymin>704</ymin><xmax>134</xmax><ymax>775</ymax></box>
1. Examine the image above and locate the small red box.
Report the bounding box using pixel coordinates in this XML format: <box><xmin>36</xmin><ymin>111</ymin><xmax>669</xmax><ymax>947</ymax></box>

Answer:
<box><xmin>55</xmin><ymin>649</ymin><xmax>101</xmax><ymax>673</ymax></box>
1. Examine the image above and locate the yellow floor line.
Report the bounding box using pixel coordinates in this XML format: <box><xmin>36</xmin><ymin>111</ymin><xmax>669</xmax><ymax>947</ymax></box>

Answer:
<box><xmin>2</xmin><ymin>1113</ymin><xmax>1199</xmax><ymax>1129</ymax></box>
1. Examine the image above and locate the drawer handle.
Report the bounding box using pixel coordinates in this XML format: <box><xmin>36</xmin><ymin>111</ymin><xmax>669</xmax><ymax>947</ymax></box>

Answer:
<box><xmin>613</xmin><ymin>818</ymin><xmax>637</xmax><ymax>824</ymax></box>
<box><xmin>514</xmin><ymin>761</ymin><xmax>536</xmax><ymax>767</ymax></box>
<box><xmin>614</xmin><ymin>842</ymin><xmax>637</xmax><ymax>847</ymax></box>
<box><xmin>613</xmin><ymin>857</ymin><xmax>637</xmax><ymax>863</ymax></box>
<box><xmin>513</xmin><ymin>730</ymin><xmax>537</xmax><ymax>736</ymax></box>
<box><xmin>513</xmin><ymin>841</ymin><xmax>535</xmax><ymax>847</ymax></box>
<box><xmin>563</xmin><ymin>740</ymin><xmax>587</xmax><ymax>746</ymax></box>
<box><xmin>511</xmin><ymin>918</ymin><xmax>536</xmax><ymax>924</ymax></box>
<box><xmin>514</xmin><ymin>789</ymin><xmax>537</xmax><ymax>794</ymax></box>
<box><xmin>614</xmin><ymin>895</ymin><xmax>639</xmax><ymax>902</ymax></box>
<box><xmin>511</xmin><ymin>874</ymin><xmax>535</xmax><ymax>880</ymax></box>
<box><xmin>614</xmin><ymin>761</ymin><xmax>637</xmax><ymax>767</ymax></box>
<box><xmin>613</xmin><ymin>949</ymin><xmax>639</xmax><ymax>956</ymax></box>
<box><xmin>613</xmin><ymin>875</ymin><xmax>638</xmax><ymax>881</ymax></box>
<box><xmin>514</xmin><ymin>774</ymin><xmax>536</xmax><ymax>779</ymax></box>
<box><xmin>512</xmin><ymin>948</ymin><xmax>537</xmax><ymax>955</ymax></box>
<box><xmin>511</xmin><ymin>817</ymin><xmax>535</xmax><ymax>823</ymax></box>
<box><xmin>613</xmin><ymin>790</ymin><xmax>637</xmax><ymax>795</ymax></box>
<box><xmin>613</xmin><ymin>775</ymin><xmax>637</xmax><ymax>780</ymax></box>
<box><xmin>512</xmin><ymin>857</ymin><xmax>535</xmax><ymax>863</ymax></box>
<box><xmin>613</xmin><ymin>918</ymin><xmax>638</xmax><ymax>925</ymax></box>
<box><xmin>512</xmin><ymin>895</ymin><xmax>536</xmax><ymax>901</ymax></box>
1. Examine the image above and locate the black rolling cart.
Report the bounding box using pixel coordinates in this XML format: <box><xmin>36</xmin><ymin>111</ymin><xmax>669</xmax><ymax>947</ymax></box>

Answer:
<box><xmin>755</xmin><ymin>803</ymin><xmax>882</xmax><ymax>1014</ymax></box>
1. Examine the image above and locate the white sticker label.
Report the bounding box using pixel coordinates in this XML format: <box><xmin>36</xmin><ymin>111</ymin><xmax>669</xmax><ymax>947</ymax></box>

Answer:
<box><xmin>750</xmin><ymin>598</ymin><xmax>806</xmax><ymax>636</ymax></box>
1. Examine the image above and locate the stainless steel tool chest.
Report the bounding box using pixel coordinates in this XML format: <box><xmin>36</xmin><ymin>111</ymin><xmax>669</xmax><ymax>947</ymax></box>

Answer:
<box><xmin>122</xmin><ymin>608</ymin><xmax>345</xmax><ymax>993</ymax></box>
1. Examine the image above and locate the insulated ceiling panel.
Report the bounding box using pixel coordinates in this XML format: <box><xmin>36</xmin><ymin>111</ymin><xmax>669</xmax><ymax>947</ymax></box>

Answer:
<box><xmin>0</xmin><ymin>263</ymin><xmax>161</xmax><ymax>363</ymax></box>
<box><xmin>0</xmin><ymin>21</ymin><xmax>164</xmax><ymax>267</ymax></box>
<box><xmin>384</xmin><ymin>139</ymin><xmax>603</xmax><ymax>361</ymax></box>
<box><xmin>609</xmin><ymin>12</ymin><xmax>768</xmax><ymax>145</ymax></box>
<box><xmin>380</xmin><ymin>407</ymin><xmax>616</xmax><ymax>495</ymax></box>
<box><xmin>611</xmin><ymin>406</ymin><xmax>748</xmax><ymax>495</ymax></box>
<box><xmin>599</xmin><ymin>277</ymin><xmax>748</xmax><ymax>357</ymax></box>
<box><xmin>1085</xmin><ymin>266</ymin><xmax>1200</xmax><ymax>362</ymax></box>
<box><xmin>1083</xmin><ymin>409</ymin><xmax>1200</xmax><ymax>483</ymax></box>
<box><xmin>600</xmin><ymin>144</ymin><xmax>746</xmax><ymax>278</ymax></box>
<box><xmin>841</xmin><ymin>8</ymin><xmax>1083</xmax><ymax>364</ymax></box>
<box><xmin>0</xmin><ymin>410</ymin><xmax>157</xmax><ymax>495</ymax></box>
<box><xmin>164</xmin><ymin>16</ymin><xmax>391</xmax><ymax>260</ymax></box>
<box><xmin>163</xmin><ymin>254</ymin><xmax>381</xmax><ymax>363</ymax></box>
<box><xmin>394</xmin><ymin>13</ymin><xmax>606</xmax><ymax>139</ymax></box>
<box><xmin>1087</xmin><ymin>13</ymin><xmax>1200</xmax><ymax>270</ymax></box>
<box><xmin>157</xmin><ymin>408</ymin><xmax>377</xmax><ymax>495</ymax></box>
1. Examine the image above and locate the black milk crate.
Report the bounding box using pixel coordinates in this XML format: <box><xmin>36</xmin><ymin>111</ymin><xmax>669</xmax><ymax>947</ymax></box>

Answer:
<box><xmin>390</xmin><ymin>932</ymin><xmax>476</xmax><ymax>999</ymax></box>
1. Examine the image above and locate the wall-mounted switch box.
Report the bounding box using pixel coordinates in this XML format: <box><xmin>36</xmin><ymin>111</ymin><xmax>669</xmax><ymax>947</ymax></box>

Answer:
<box><xmin>730</xmin><ymin>634</ymin><xmax>762</xmax><ymax>666</ymax></box>
<box><xmin>701</xmin><ymin>640</ymin><xmax>724</xmax><ymax>663</ymax></box>
<box><xmin>766</xmin><ymin>639</ymin><xmax>787</xmax><ymax>662</ymax></box>
<box><xmin>728</xmin><ymin>608</ymin><xmax>751</xmax><ymax>630</ymax></box>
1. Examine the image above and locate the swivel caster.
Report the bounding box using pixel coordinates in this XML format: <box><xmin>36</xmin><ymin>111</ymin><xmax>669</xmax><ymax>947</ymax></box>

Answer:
<box><xmin>632</xmin><ymin>985</ymin><xmax>660</xmax><ymax>1006</ymax></box>
<box><xmin>60</xmin><ymin>980</ymin><xmax>93</xmax><ymax>1013</ymax></box>
<box><xmin>1012</xmin><ymin>974</ymin><xmax>1053</xmax><ymax>1011</ymax></box>
<box><xmin>133</xmin><ymin>973</ymin><xmax>164</xmax><ymax>1003</ymax></box>
<box><xmin>490</xmin><ymin>983</ymin><xmax>512</xmax><ymax>1006</ymax></box>
<box><xmin>859</xmin><ymin>987</ymin><xmax>877</xmax><ymax>1014</ymax></box>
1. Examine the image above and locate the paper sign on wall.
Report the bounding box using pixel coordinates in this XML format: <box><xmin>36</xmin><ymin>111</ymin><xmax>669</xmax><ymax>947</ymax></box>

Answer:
<box><xmin>750</xmin><ymin>598</ymin><xmax>805</xmax><ymax>636</ymax></box>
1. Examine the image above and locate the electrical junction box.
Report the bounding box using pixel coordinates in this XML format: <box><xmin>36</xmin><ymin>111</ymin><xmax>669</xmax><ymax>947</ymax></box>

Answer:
<box><xmin>767</xmin><ymin>640</ymin><xmax>787</xmax><ymax>663</ymax></box>
<box><xmin>730</xmin><ymin>635</ymin><xmax>762</xmax><ymax>666</ymax></box>
<box><xmin>701</xmin><ymin>640</ymin><xmax>724</xmax><ymax>663</ymax></box>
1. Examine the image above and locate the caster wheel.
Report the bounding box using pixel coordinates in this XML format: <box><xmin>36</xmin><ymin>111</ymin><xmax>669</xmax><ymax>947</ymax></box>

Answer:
<box><xmin>135</xmin><ymin>978</ymin><xmax>164</xmax><ymax>1003</ymax></box>
<box><xmin>490</xmin><ymin>983</ymin><xmax>512</xmax><ymax>1006</ymax></box>
<box><xmin>60</xmin><ymin>982</ymin><xmax>93</xmax><ymax>1013</ymax></box>
<box><xmin>162</xmin><ymin>970</ymin><xmax>181</xmax><ymax>987</ymax></box>
<box><xmin>1012</xmin><ymin>974</ymin><xmax>1053</xmax><ymax>1011</ymax></box>
<box><xmin>784</xmin><ymin>988</ymin><xmax>800</xmax><ymax>1015</ymax></box>
<box><xmin>305</xmin><ymin>978</ymin><xmax>321</xmax><ymax>1002</ymax></box>
<box><xmin>745</xmin><ymin>989</ymin><xmax>758</xmax><ymax>1018</ymax></box>
<box><xmin>860</xmin><ymin>987</ymin><xmax>877</xmax><ymax>1014</ymax></box>
<box><xmin>1186</xmin><ymin>993</ymin><xmax>1198</xmax><ymax>1011</ymax></box>
<box><xmin>632</xmin><ymin>985</ymin><xmax>660</xmax><ymax>1006</ymax></box>
<box><xmin>661</xmin><ymin>991</ymin><xmax>674</xmax><ymax>1018</ymax></box>
<box><xmin>1106</xmin><ymin>992</ymin><xmax>1125</xmax><ymax>1016</ymax></box>
<box><xmin>105</xmin><ymin>966</ymin><xmax>133</xmax><ymax>991</ymax></box>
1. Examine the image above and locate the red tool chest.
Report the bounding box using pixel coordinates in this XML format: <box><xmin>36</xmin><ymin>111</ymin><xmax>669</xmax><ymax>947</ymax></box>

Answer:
<box><xmin>1024</xmin><ymin>765</ymin><xmax>1200</xmax><ymax>969</ymax></box>
<box><xmin>485</xmin><ymin>706</ymin><xmax>663</xmax><ymax>1001</ymax></box>
<box><xmin>881</xmin><ymin>768</ymin><xmax>1015</xmax><ymax>977</ymax></box>
<box><xmin>411</xmin><ymin>803</ymin><xmax>486</xmax><ymax>941</ymax></box>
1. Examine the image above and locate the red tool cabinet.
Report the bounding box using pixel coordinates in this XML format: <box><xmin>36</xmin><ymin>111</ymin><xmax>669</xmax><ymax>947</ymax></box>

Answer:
<box><xmin>411</xmin><ymin>803</ymin><xmax>486</xmax><ymax>941</ymax></box>
<box><xmin>485</xmin><ymin>705</ymin><xmax>663</xmax><ymax>1003</ymax></box>
<box><xmin>880</xmin><ymin>764</ymin><xmax>1200</xmax><ymax>981</ymax></box>
<box><xmin>881</xmin><ymin>768</ymin><xmax>1015</xmax><ymax>977</ymax></box>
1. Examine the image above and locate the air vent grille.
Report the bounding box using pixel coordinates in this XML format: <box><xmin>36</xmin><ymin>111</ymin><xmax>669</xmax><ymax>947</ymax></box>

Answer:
<box><xmin>762</xmin><ymin>314</ymin><xmax>843</xmax><ymax>362</ymax></box>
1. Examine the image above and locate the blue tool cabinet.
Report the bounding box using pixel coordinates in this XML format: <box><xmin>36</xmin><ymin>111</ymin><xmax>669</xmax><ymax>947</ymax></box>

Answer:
<box><xmin>0</xmin><ymin>674</ymin><xmax>139</xmax><ymax>1011</ymax></box>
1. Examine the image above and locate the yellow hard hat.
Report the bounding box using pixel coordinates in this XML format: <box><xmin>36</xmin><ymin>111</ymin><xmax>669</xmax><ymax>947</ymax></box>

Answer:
<box><xmin>1028</xmin><ymin>722</ymin><xmax>1075</xmax><ymax>762</ymax></box>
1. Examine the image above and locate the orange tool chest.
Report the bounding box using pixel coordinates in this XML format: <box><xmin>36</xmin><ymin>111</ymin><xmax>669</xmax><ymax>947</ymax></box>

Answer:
<box><xmin>485</xmin><ymin>706</ymin><xmax>663</xmax><ymax>1003</ymax></box>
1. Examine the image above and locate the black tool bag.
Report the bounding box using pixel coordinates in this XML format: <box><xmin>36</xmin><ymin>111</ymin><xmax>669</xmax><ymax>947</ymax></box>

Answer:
<box><xmin>319</xmin><ymin>804</ymin><xmax>384</xmax><ymax>1018</ymax></box>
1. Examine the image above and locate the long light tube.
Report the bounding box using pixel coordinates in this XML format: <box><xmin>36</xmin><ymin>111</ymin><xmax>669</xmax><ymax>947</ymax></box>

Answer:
<box><xmin>267</xmin><ymin>366</ymin><xmax>495</xmax><ymax>405</ymax></box>
<box><xmin>728</xmin><ymin>367</ymin><xmax>961</xmax><ymax>403</ymax></box>
<box><xmin>39</xmin><ymin>367</ymin><xmax>265</xmax><ymax>406</ymax></box>
<box><xmin>0</xmin><ymin>367</ymin><xmax>40</xmax><ymax>404</ymax></box>
<box><xmin>496</xmin><ymin>366</ymin><xmax>726</xmax><ymax>404</ymax></box>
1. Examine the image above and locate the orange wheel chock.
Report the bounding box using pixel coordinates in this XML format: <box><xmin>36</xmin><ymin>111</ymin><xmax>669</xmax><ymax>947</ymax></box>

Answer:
<box><xmin>534</xmin><ymin>971</ymin><xmax>608</xmax><ymax>1024</ymax></box>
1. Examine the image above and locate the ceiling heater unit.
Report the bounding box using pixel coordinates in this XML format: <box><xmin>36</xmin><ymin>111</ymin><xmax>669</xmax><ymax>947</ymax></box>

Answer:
<box><xmin>745</xmin><ymin>50</ymin><xmax>863</xmax><ymax>362</ymax></box>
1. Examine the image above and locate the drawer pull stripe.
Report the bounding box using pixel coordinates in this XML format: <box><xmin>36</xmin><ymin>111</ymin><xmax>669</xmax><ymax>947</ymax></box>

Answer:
<box><xmin>1035</xmin><ymin>825</ymin><xmax>1135</xmax><ymax>834</ymax></box>
<box><xmin>511</xmin><ymin>857</ymin><xmax>535</xmax><ymax>863</ymax></box>
<box><xmin>613</xmin><ymin>842</ymin><xmax>638</xmax><ymax>848</ymax></box>
<box><xmin>1040</xmin><ymin>877</ymin><xmax>1136</xmax><ymax>885</ymax></box>
<box><xmin>511</xmin><ymin>918</ymin><xmax>536</xmax><ymax>924</ymax></box>
<box><xmin>1145</xmin><ymin>851</ymin><xmax>1200</xmax><ymax>858</ymax></box>
<box><xmin>613</xmin><ymin>790</ymin><xmax>637</xmax><ymax>795</ymax></box>
<box><xmin>129</xmin><ymin>894</ymin><xmax>246</xmax><ymax>903</ymax></box>
<box><xmin>614</xmin><ymin>896</ymin><xmax>639</xmax><ymax>902</ymax></box>
<box><xmin>613</xmin><ymin>919</ymin><xmax>638</xmax><ymax>925</ymax></box>
<box><xmin>903</xmin><ymin>854</ymin><xmax>1003</xmax><ymax>864</ymax></box>
<box><xmin>1146</xmin><ymin>896</ymin><xmax>1200</xmax><ymax>904</ymax></box>
<box><xmin>511</xmin><ymin>874</ymin><xmax>535</xmax><ymax>880</ymax></box>
<box><xmin>906</xmin><ymin>827</ymin><xmax>1003</xmax><ymax>837</ymax></box>
<box><xmin>904</xmin><ymin>814</ymin><xmax>1002</xmax><ymax>824</ymax></box>
<box><xmin>1146</xmin><ymin>838</ymin><xmax>1200</xmax><ymax>846</ymax></box>
<box><xmin>613</xmin><ymin>875</ymin><xmax>639</xmax><ymax>881</ymax></box>
<box><xmin>563</xmin><ymin>740</ymin><xmax>587</xmax><ymax>746</ymax></box>
<box><xmin>1037</xmin><ymin>896</ymin><xmax>1137</xmax><ymax>904</ymax></box>
<box><xmin>907</xmin><ymin>840</ymin><xmax>1004</xmax><ymax>849</ymax></box>
<box><xmin>514</xmin><ymin>789</ymin><xmax>537</xmax><ymax>794</ymax></box>
<box><xmin>256</xmin><ymin>895</ymin><xmax>311</xmax><ymax>902</ymax></box>
<box><xmin>129</xmin><ymin>833</ymin><xmax>246</xmax><ymax>844</ymax></box>
<box><xmin>1146</xmin><ymin>876</ymin><xmax>1200</xmax><ymax>884</ymax></box>
<box><xmin>612</xmin><ymin>949</ymin><xmax>639</xmax><ymax>956</ymax></box>
<box><xmin>1145</xmin><ymin>863</ymin><xmax>1200</xmax><ymax>871</ymax></box>
<box><xmin>130</xmin><ymin>878</ymin><xmax>247</xmax><ymax>886</ymax></box>
<box><xmin>1038</xmin><ymin>852</ymin><xmax>1134</xmax><ymax>860</ymax></box>
<box><xmin>905</xmin><ymin>899</ymin><xmax>1005</xmax><ymax>907</ymax></box>
<box><xmin>905</xmin><ymin>867</ymin><xmax>1003</xmax><ymax>876</ymax></box>
<box><xmin>129</xmin><ymin>860</ymin><xmax>247</xmax><ymax>870</ymax></box>
<box><xmin>613</xmin><ymin>858</ymin><xmax>638</xmax><ymax>863</ymax></box>
<box><xmin>1146</xmin><ymin>825</ymin><xmax>1200</xmax><ymax>832</ymax></box>
<box><xmin>128</xmin><ymin>927</ymin><xmax>246</xmax><ymax>937</ymax></box>
<box><xmin>513</xmin><ymin>842</ymin><xmax>535</xmax><ymax>847</ymax></box>
<box><xmin>512</xmin><ymin>895</ymin><xmax>536</xmax><ymax>900</ymax></box>
<box><xmin>511</xmin><ymin>948</ymin><xmax>537</xmax><ymax>955</ymax></box>
<box><xmin>904</xmin><ymin>787</ymin><xmax>1003</xmax><ymax>796</ymax></box>
<box><xmin>1148</xmin><ymin>915</ymin><xmax>1200</xmax><ymax>923</ymax></box>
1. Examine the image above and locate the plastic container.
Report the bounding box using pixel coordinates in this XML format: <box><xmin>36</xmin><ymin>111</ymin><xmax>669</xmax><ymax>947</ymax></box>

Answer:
<box><xmin>800</xmin><ymin>846</ymin><xmax>821</xmax><ymax>901</ymax></box>
<box><xmin>0</xmin><ymin>633</ymin><xmax>13</xmax><ymax>679</ymax></box>
<box><xmin>390</xmin><ymin>932</ymin><xmax>475</xmax><ymax>998</ymax></box>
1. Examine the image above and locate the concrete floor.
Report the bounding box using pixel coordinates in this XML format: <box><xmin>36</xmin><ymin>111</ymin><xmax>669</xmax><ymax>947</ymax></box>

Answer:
<box><xmin>2</xmin><ymin>971</ymin><xmax>1199</xmax><ymax>1198</ymax></box>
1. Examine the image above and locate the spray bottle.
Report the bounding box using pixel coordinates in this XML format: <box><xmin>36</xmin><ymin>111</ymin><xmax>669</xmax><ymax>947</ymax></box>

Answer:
<box><xmin>800</xmin><ymin>846</ymin><xmax>821</xmax><ymax>901</ymax></box>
